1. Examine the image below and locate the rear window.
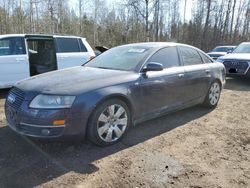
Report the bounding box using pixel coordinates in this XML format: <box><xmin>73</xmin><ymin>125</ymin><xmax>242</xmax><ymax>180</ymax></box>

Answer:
<box><xmin>199</xmin><ymin>52</ymin><xmax>213</xmax><ymax>63</ymax></box>
<box><xmin>56</xmin><ymin>38</ymin><xmax>81</xmax><ymax>53</ymax></box>
<box><xmin>179</xmin><ymin>46</ymin><xmax>203</xmax><ymax>66</ymax></box>
<box><xmin>78</xmin><ymin>39</ymin><xmax>87</xmax><ymax>52</ymax></box>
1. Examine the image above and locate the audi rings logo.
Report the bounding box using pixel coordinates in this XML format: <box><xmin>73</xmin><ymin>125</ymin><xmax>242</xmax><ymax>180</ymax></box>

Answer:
<box><xmin>7</xmin><ymin>94</ymin><xmax>16</xmax><ymax>104</ymax></box>
<box><xmin>231</xmin><ymin>62</ymin><xmax>239</xmax><ymax>66</ymax></box>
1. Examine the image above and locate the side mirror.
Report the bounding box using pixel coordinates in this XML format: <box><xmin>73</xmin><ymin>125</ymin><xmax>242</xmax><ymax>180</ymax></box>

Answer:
<box><xmin>227</xmin><ymin>49</ymin><xmax>232</xmax><ymax>54</ymax></box>
<box><xmin>142</xmin><ymin>62</ymin><xmax>163</xmax><ymax>73</ymax></box>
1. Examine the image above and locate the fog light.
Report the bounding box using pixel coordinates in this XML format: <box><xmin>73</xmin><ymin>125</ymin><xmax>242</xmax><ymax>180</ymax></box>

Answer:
<box><xmin>41</xmin><ymin>129</ymin><xmax>50</xmax><ymax>136</ymax></box>
<box><xmin>53</xmin><ymin>120</ymin><xmax>65</xmax><ymax>126</ymax></box>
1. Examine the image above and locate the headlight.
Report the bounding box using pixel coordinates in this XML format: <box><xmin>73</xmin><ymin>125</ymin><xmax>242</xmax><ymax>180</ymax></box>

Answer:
<box><xmin>29</xmin><ymin>94</ymin><xmax>76</xmax><ymax>109</ymax></box>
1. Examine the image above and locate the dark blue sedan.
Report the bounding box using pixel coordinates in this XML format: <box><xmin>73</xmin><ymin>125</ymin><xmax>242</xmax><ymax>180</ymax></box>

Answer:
<box><xmin>5</xmin><ymin>42</ymin><xmax>226</xmax><ymax>146</ymax></box>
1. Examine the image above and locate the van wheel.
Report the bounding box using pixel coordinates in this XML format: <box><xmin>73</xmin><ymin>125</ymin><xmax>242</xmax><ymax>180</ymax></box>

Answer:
<box><xmin>87</xmin><ymin>99</ymin><xmax>131</xmax><ymax>146</ymax></box>
<box><xmin>203</xmin><ymin>81</ymin><xmax>221</xmax><ymax>108</ymax></box>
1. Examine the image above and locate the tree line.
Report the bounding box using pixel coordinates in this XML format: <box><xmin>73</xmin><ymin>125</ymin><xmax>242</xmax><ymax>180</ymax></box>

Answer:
<box><xmin>0</xmin><ymin>0</ymin><xmax>249</xmax><ymax>51</ymax></box>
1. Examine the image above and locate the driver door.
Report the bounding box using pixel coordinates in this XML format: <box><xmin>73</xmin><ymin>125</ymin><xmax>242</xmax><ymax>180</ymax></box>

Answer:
<box><xmin>136</xmin><ymin>47</ymin><xmax>186</xmax><ymax>119</ymax></box>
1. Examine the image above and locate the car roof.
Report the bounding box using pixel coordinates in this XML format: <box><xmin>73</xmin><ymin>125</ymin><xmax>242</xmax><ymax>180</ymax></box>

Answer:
<box><xmin>120</xmin><ymin>42</ymin><xmax>200</xmax><ymax>50</ymax></box>
<box><xmin>239</xmin><ymin>42</ymin><xmax>250</xmax><ymax>45</ymax></box>
<box><xmin>214</xmin><ymin>45</ymin><xmax>236</xmax><ymax>48</ymax></box>
<box><xmin>0</xmin><ymin>34</ymin><xmax>86</xmax><ymax>39</ymax></box>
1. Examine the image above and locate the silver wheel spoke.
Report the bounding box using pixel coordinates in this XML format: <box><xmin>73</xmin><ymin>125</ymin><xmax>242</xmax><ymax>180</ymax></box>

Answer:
<box><xmin>105</xmin><ymin>129</ymin><xmax>113</xmax><ymax>141</ymax></box>
<box><xmin>209</xmin><ymin>93</ymin><xmax>213</xmax><ymax>98</ymax></box>
<box><xmin>115</xmin><ymin>107</ymin><xmax>125</xmax><ymax>118</ymax></box>
<box><xmin>108</xmin><ymin>105</ymin><xmax>115</xmax><ymax>116</ymax></box>
<box><xmin>116</xmin><ymin>118</ymin><xmax>127</xmax><ymax>125</ymax></box>
<box><xmin>214</xmin><ymin>93</ymin><xmax>219</xmax><ymax>98</ymax></box>
<box><xmin>98</xmin><ymin>113</ymin><xmax>109</xmax><ymax>123</ymax></box>
<box><xmin>98</xmin><ymin>123</ymin><xmax>109</xmax><ymax>136</ymax></box>
<box><xmin>113</xmin><ymin>125</ymin><xmax>123</xmax><ymax>138</ymax></box>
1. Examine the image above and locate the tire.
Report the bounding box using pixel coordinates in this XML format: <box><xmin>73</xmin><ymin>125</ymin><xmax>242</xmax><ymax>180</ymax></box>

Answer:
<box><xmin>87</xmin><ymin>99</ymin><xmax>131</xmax><ymax>146</ymax></box>
<box><xmin>203</xmin><ymin>81</ymin><xmax>221</xmax><ymax>108</ymax></box>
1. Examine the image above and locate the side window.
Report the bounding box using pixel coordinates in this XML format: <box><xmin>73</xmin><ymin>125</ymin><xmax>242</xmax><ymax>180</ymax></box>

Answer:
<box><xmin>179</xmin><ymin>46</ymin><xmax>203</xmax><ymax>66</ymax></box>
<box><xmin>147</xmin><ymin>47</ymin><xmax>180</xmax><ymax>68</ymax></box>
<box><xmin>56</xmin><ymin>38</ymin><xmax>80</xmax><ymax>53</ymax></box>
<box><xmin>78</xmin><ymin>39</ymin><xmax>87</xmax><ymax>52</ymax></box>
<box><xmin>198</xmin><ymin>51</ymin><xmax>213</xmax><ymax>63</ymax></box>
<box><xmin>0</xmin><ymin>37</ymin><xmax>26</xmax><ymax>56</ymax></box>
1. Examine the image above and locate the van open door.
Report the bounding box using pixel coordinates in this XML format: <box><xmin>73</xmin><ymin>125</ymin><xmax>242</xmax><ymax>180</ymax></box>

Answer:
<box><xmin>0</xmin><ymin>36</ymin><xmax>29</xmax><ymax>88</ymax></box>
<box><xmin>26</xmin><ymin>35</ymin><xmax>57</xmax><ymax>76</ymax></box>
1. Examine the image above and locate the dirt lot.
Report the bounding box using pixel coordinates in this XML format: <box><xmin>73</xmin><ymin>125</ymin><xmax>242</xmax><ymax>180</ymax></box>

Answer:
<box><xmin>0</xmin><ymin>78</ymin><xmax>249</xmax><ymax>188</ymax></box>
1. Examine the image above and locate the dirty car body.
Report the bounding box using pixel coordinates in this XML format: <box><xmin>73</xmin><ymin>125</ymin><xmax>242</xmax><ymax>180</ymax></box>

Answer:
<box><xmin>5</xmin><ymin>42</ymin><xmax>226</xmax><ymax>143</ymax></box>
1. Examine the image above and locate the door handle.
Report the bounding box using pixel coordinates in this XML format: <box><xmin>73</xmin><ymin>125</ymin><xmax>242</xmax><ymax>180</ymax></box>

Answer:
<box><xmin>178</xmin><ymin>73</ymin><xmax>184</xmax><ymax>78</ymax></box>
<box><xmin>205</xmin><ymin>69</ymin><xmax>210</xmax><ymax>74</ymax></box>
<box><xmin>16</xmin><ymin>57</ymin><xmax>25</xmax><ymax>61</ymax></box>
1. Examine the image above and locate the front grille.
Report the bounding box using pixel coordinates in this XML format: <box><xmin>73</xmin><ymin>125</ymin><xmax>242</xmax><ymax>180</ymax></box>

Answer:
<box><xmin>7</xmin><ymin>87</ymin><xmax>25</xmax><ymax>109</ymax></box>
<box><xmin>223</xmin><ymin>60</ymin><xmax>249</xmax><ymax>74</ymax></box>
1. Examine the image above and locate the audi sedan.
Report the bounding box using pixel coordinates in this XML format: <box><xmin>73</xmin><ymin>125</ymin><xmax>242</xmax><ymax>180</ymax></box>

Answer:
<box><xmin>5</xmin><ymin>42</ymin><xmax>226</xmax><ymax>146</ymax></box>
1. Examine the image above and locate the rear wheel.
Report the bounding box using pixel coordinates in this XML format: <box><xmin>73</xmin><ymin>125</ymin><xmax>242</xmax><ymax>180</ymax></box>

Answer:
<box><xmin>87</xmin><ymin>99</ymin><xmax>131</xmax><ymax>146</ymax></box>
<box><xmin>203</xmin><ymin>81</ymin><xmax>221</xmax><ymax>108</ymax></box>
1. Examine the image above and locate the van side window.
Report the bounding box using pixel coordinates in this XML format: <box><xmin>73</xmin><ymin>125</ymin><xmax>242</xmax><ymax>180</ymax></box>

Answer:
<box><xmin>56</xmin><ymin>38</ymin><xmax>80</xmax><ymax>53</ymax></box>
<box><xmin>179</xmin><ymin>46</ymin><xmax>203</xmax><ymax>66</ymax></box>
<box><xmin>0</xmin><ymin>37</ymin><xmax>26</xmax><ymax>56</ymax></box>
<box><xmin>146</xmin><ymin>47</ymin><xmax>180</xmax><ymax>68</ymax></box>
<box><xmin>198</xmin><ymin>51</ymin><xmax>213</xmax><ymax>63</ymax></box>
<box><xmin>78</xmin><ymin>39</ymin><xmax>87</xmax><ymax>52</ymax></box>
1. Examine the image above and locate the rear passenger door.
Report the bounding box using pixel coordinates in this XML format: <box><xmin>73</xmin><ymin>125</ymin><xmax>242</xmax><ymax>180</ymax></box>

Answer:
<box><xmin>55</xmin><ymin>37</ymin><xmax>90</xmax><ymax>69</ymax></box>
<box><xmin>0</xmin><ymin>37</ymin><xmax>29</xmax><ymax>88</ymax></box>
<box><xmin>178</xmin><ymin>46</ymin><xmax>210</xmax><ymax>102</ymax></box>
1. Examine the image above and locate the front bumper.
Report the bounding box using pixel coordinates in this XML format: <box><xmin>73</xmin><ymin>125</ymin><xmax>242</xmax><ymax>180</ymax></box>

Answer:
<box><xmin>5</xmin><ymin>88</ymin><xmax>88</xmax><ymax>139</ymax></box>
<box><xmin>7</xmin><ymin>120</ymin><xmax>65</xmax><ymax>138</ymax></box>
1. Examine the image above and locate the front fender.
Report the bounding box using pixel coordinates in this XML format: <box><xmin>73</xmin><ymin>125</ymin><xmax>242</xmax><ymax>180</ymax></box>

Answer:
<box><xmin>72</xmin><ymin>84</ymin><xmax>135</xmax><ymax>137</ymax></box>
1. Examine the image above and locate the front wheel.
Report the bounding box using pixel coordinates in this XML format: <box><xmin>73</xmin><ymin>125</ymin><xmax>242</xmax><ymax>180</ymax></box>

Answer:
<box><xmin>203</xmin><ymin>81</ymin><xmax>221</xmax><ymax>108</ymax></box>
<box><xmin>87</xmin><ymin>99</ymin><xmax>131</xmax><ymax>146</ymax></box>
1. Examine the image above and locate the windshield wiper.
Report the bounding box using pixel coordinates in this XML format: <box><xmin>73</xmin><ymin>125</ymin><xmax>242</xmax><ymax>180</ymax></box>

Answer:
<box><xmin>95</xmin><ymin>66</ymin><xmax>112</xmax><ymax>69</ymax></box>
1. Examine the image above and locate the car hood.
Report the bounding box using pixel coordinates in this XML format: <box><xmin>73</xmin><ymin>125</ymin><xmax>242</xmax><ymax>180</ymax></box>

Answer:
<box><xmin>218</xmin><ymin>53</ymin><xmax>250</xmax><ymax>61</ymax></box>
<box><xmin>207</xmin><ymin>52</ymin><xmax>226</xmax><ymax>56</ymax></box>
<box><xmin>16</xmin><ymin>67</ymin><xmax>138</xmax><ymax>95</ymax></box>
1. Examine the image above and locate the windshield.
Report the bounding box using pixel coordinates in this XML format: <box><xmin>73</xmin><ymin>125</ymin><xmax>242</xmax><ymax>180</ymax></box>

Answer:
<box><xmin>233</xmin><ymin>43</ymin><xmax>250</xmax><ymax>53</ymax></box>
<box><xmin>212</xmin><ymin>47</ymin><xmax>233</xmax><ymax>52</ymax></box>
<box><xmin>85</xmin><ymin>45</ymin><xmax>151</xmax><ymax>71</ymax></box>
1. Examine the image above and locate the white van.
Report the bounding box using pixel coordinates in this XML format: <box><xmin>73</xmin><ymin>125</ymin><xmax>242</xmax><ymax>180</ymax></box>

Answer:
<box><xmin>0</xmin><ymin>34</ymin><xmax>95</xmax><ymax>89</ymax></box>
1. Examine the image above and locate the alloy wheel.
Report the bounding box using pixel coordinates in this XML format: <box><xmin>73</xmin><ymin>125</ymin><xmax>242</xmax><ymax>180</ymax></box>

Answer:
<box><xmin>209</xmin><ymin>82</ymin><xmax>221</xmax><ymax>105</ymax></box>
<box><xmin>97</xmin><ymin>104</ymin><xmax>128</xmax><ymax>142</ymax></box>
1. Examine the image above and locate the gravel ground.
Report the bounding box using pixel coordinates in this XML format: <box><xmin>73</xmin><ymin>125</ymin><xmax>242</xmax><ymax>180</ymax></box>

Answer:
<box><xmin>0</xmin><ymin>77</ymin><xmax>249</xmax><ymax>188</ymax></box>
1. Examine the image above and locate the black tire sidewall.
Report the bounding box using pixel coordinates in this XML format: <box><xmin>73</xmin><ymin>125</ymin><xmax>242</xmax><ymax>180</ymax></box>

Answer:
<box><xmin>87</xmin><ymin>99</ymin><xmax>131</xmax><ymax>146</ymax></box>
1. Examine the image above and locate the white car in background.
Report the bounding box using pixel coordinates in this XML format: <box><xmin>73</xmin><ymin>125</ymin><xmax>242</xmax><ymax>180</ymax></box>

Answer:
<box><xmin>0</xmin><ymin>34</ymin><xmax>95</xmax><ymax>89</ymax></box>
<box><xmin>217</xmin><ymin>42</ymin><xmax>250</xmax><ymax>77</ymax></box>
<box><xmin>207</xmin><ymin>45</ymin><xmax>236</xmax><ymax>60</ymax></box>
